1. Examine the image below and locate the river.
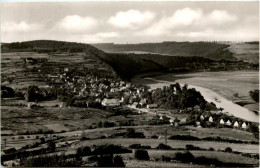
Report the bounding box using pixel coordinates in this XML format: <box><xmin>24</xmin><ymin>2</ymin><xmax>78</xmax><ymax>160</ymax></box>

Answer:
<box><xmin>132</xmin><ymin>71</ymin><xmax>259</xmax><ymax>123</ymax></box>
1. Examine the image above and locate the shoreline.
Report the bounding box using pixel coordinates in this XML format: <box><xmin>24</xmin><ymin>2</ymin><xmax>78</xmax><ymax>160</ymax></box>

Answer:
<box><xmin>132</xmin><ymin>71</ymin><xmax>259</xmax><ymax>123</ymax></box>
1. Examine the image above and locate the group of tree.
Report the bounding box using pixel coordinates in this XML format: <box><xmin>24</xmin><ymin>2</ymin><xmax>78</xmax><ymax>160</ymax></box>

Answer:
<box><xmin>143</xmin><ymin>83</ymin><xmax>206</xmax><ymax>110</ymax></box>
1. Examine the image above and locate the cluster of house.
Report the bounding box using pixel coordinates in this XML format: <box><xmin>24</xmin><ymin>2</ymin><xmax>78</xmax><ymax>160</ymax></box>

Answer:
<box><xmin>47</xmin><ymin>67</ymin><xmax>150</xmax><ymax>107</ymax></box>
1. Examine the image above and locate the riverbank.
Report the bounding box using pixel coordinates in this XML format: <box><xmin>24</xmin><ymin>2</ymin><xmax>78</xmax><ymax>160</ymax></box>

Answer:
<box><xmin>132</xmin><ymin>71</ymin><xmax>259</xmax><ymax>123</ymax></box>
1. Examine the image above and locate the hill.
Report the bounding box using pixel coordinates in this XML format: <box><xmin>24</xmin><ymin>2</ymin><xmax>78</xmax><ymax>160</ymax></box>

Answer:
<box><xmin>92</xmin><ymin>42</ymin><xmax>236</xmax><ymax>61</ymax></box>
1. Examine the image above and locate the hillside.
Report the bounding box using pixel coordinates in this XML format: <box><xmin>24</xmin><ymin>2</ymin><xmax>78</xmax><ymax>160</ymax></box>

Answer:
<box><xmin>92</xmin><ymin>42</ymin><xmax>236</xmax><ymax>61</ymax></box>
<box><xmin>226</xmin><ymin>43</ymin><xmax>259</xmax><ymax>63</ymax></box>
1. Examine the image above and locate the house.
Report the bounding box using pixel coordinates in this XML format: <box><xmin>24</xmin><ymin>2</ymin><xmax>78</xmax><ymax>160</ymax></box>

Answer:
<box><xmin>234</xmin><ymin>121</ymin><xmax>239</xmax><ymax>127</ymax></box>
<box><xmin>208</xmin><ymin>116</ymin><xmax>213</xmax><ymax>123</ymax></box>
<box><xmin>242</xmin><ymin>122</ymin><xmax>247</xmax><ymax>129</ymax></box>
<box><xmin>101</xmin><ymin>98</ymin><xmax>120</xmax><ymax>107</ymax></box>
<box><xmin>225</xmin><ymin>120</ymin><xmax>231</xmax><ymax>126</ymax></box>
<box><xmin>220</xmin><ymin>119</ymin><xmax>225</xmax><ymax>125</ymax></box>
<box><xmin>180</xmin><ymin>118</ymin><xmax>187</xmax><ymax>124</ymax></box>
<box><xmin>200</xmin><ymin>115</ymin><xmax>204</xmax><ymax>121</ymax></box>
<box><xmin>64</xmin><ymin>68</ymin><xmax>69</xmax><ymax>72</ymax></box>
<box><xmin>139</xmin><ymin>98</ymin><xmax>147</xmax><ymax>105</ymax></box>
<box><xmin>131</xmin><ymin>102</ymin><xmax>138</xmax><ymax>108</ymax></box>
<box><xmin>147</xmin><ymin>104</ymin><xmax>158</xmax><ymax>109</ymax></box>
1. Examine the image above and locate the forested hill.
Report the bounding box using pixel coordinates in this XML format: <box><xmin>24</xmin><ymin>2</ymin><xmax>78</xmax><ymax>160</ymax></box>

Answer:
<box><xmin>92</xmin><ymin>42</ymin><xmax>236</xmax><ymax>61</ymax></box>
<box><xmin>1</xmin><ymin>40</ymin><xmax>106</xmax><ymax>57</ymax></box>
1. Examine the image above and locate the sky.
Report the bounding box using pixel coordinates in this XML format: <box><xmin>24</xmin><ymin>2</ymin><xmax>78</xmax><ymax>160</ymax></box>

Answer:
<box><xmin>1</xmin><ymin>1</ymin><xmax>259</xmax><ymax>43</ymax></box>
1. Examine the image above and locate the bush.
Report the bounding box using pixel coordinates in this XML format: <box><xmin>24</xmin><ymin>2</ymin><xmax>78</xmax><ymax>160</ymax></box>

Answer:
<box><xmin>175</xmin><ymin>151</ymin><xmax>194</xmax><ymax>163</ymax></box>
<box><xmin>134</xmin><ymin>149</ymin><xmax>149</xmax><ymax>160</ymax></box>
<box><xmin>21</xmin><ymin>154</ymin><xmax>81</xmax><ymax>167</ymax></box>
<box><xmin>113</xmin><ymin>155</ymin><xmax>125</xmax><ymax>167</ymax></box>
<box><xmin>76</xmin><ymin>146</ymin><xmax>91</xmax><ymax>156</ymax></box>
<box><xmin>18</xmin><ymin>136</ymin><xmax>25</xmax><ymax>139</ymax></box>
<box><xmin>209</xmin><ymin>147</ymin><xmax>215</xmax><ymax>151</ymax></box>
<box><xmin>151</xmin><ymin>135</ymin><xmax>158</xmax><ymax>139</ymax></box>
<box><xmin>92</xmin><ymin>144</ymin><xmax>132</xmax><ymax>155</ymax></box>
<box><xmin>80</xmin><ymin>136</ymin><xmax>90</xmax><ymax>141</ymax></box>
<box><xmin>156</xmin><ymin>143</ymin><xmax>172</xmax><ymax>150</ymax></box>
<box><xmin>185</xmin><ymin>144</ymin><xmax>203</xmax><ymax>150</ymax></box>
<box><xmin>225</xmin><ymin>147</ymin><xmax>232</xmax><ymax>153</ymax></box>
<box><xmin>47</xmin><ymin>142</ymin><xmax>56</xmax><ymax>152</ymax></box>
<box><xmin>97</xmin><ymin>155</ymin><xmax>114</xmax><ymax>167</ymax></box>
<box><xmin>124</xmin><ymin>128</ymin><xmax>145</xmax><ymax>138</ymax></box>
<box><xmin>96</xmin><ymin>155</ymin><xmax>125</xmax><ymax>167</ymax></box>
<box><xmin>161</xmin><ymin>155</ymin><xmax>171</xmax><ymax>162</ymax></box>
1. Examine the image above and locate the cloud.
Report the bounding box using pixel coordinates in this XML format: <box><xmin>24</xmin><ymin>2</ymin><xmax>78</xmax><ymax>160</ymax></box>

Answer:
<box><xmin>108</xmin><ymin>9</ymin><xmax>155</xmax><ymax>29</ymax></box>
<box><xmin>55</xmin><ymin>15</ymin><xmax>98</xmax><ymax>33</ymax></box>
<box><xmin>207</xmin><ymin>10</ymin><xmax>237</xmax><ymax>25</ymax></box>
<box><xmin>168</xmin><ymin>8</ymin><xmax>203</xmax><ymax>27</ymax></box>
<box><xmin>1</xmin><ymin>21</ymin><xmax>41</xmax><ymax>33</ymax></box>
<box><xmin>138</xmin><ymin>8</ymin><xmax>239</xmax><ymax>37</ymax></box>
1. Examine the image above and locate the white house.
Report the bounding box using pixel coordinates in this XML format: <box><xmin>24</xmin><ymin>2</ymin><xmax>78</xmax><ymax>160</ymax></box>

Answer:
<box><xmin>147</xmin><ymin>104</ymin><xmax>158</xmax><ymax>109</ymax></box>
<box><xmin>220</xmin><ymin>119</ymin><xmax>225</xmax><ymax>125</ymax></box>
<box><xmin>101</xmin><ymin>98</ymin><xmax>120</xmax><ymax>107</ymax></box>
<box><xmin>242</xmin><ymin>122</ymin><xmax>247</xmax><ymax>129</ymax></box>
<box><xmin>234</xmin><ymin>121</ymin><xmax>239</xmax><ymax>127</ymax></box>
<box><xmin>226</xmin><ymin>120</ymin><xmax>231</xmax><ymax>126</ymax></box>
<box><xmin>200</xmin><ymin>115</ymin><xmax>204</xmax><ymax>121</ymax></box>
<box><xmin>209</xmin><ymin>116</ymin><xmax>213</xmax><ymax>123</ymax></box>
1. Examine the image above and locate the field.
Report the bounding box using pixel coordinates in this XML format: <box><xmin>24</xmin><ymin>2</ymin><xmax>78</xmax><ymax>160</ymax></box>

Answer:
<box><xmin>227</xmin><ymin>43</ymin><xmax>259</xmax><ymax>63</ymax></box>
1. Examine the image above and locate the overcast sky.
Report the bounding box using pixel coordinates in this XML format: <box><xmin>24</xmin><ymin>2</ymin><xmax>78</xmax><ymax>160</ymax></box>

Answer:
<box><xmin>1</xmin><ymin>1</ymin><xmax>259</xmax><ymax>43</ymax></box>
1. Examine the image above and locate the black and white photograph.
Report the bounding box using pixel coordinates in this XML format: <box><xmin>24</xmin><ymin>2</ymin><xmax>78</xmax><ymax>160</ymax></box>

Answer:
<box><xmin>1</xmin><ymin>1</ymin><xmax>259</xmax><ymax>167</ymax></box>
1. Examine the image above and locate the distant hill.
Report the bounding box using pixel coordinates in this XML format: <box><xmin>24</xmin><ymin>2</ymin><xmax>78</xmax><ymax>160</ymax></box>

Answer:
<box><xmin>1</xmin><ymin>40</ymin><xmax>106</xmax><ymax>57</ymax></box>
<box><xmin>92</xmin><ymin>42</ymin><xmax>236</xmax><ymax>61</ymax></box>
<box><xmin>97</xmin><ymin>53</ymin><xmax>216</xmax><ymax>80</ymax></box>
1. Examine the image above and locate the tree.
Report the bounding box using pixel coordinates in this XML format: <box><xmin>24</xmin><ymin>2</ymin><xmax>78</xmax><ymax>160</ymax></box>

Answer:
<box><xmin>25</xmin><ymin>85</ymin><xmax>43</xmax><ymax>102</ymax></box>
<box><xmin>47</xmin><ymin>142</ymin><xmax>56</xmax><ymax>152</ymax></box>
<box><xmin>134</xmin><ymin>149</ymin><xmax>149</xmax><ymax>160</ymax></box>
<box><xmin>76</xmin><ymin>146</ymin><xmax>91</xmax><ymax>156</ymax></box>
<box><xmin>249</xmin><ymin>90</ymin><xmax>259</xmax><ymax>102</ymax></box>
<box><xmin>113</xmin><ymin>155</ymin><xmax>125</xmax><ymax>167</ymax></box>
<box><xmin>1</xmin><ymin>86</ymin><xmax>15</xmax><ymax>98</ymax></box>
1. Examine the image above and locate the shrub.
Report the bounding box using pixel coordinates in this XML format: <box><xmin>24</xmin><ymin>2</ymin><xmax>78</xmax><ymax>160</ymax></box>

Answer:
<box><xmin>21</xmin><ymin>154</ymin><xmax>81</xmax><ymax>167</ymax></box>
<box><xmin>161</xmin><ymin>155</ymin><xmax>171</xmax><ymax>162</ymax></box>
<box><xmin>40</xmin><ymin>137</ymin><xmax>45</xmax><ymax>144</ymax></box>
<box><xmin>76</xmin><ymin>146</ymin><xmax>91</xmax><ymax>156</ymax></box>
<box><xmin>47</xmin><ymin>142</ymin><xmax>56</xmax><ymax>152</ymax></box>
<box><xmin>80</xmin><ymin>136</ymin><xmax>90</xmax><ymax>141</ymax></box>
<box><xmin>134</xmin><ymin>149</ymin><xmax>149</xmax><ymax>160</ymax></box>
<box><xmin>97</xmin><ymin>155</ymin><xmax>114</xmax><ymax>167</ymax></box>
<box><xmin>156</xmin><ymin>143</ymin><xmax>172</xmax><ymax>150</ymax></box>
<box><xmin>151</xmin><ymin>135</ymin><xmax>158</xmax><ymax>139</ymax></box>
<box><xmin>113</xmin><ymin>155</ymin><xmax>125</xmax><ymax>167</ymax></box>
<box><xmin>225</xmin><ymin>147</ymin><xmax>232</xmax><ymax>153</ymax></box>
<box><xmin>124</xmin><ymin>128</ymin><xmax>145</xmax><ymax>138</ymax></box>
<box><xmin>185</xmin><ymin>144</ymin><xmax>203</xmax><ymax>150</ymax></box>
<box><xmin>18</xmin><ymin>136</ymin><xmax>25</xmax><ymax>139</ymax></box>
<box><xmin>209</xmin><ymin>147</ymin><xmax>215</xmax><ymax>151</ymax></box>
<box><xmin>92</xmin><ymin>144</ymin><xmax>131</xmax><ymax>155</ymax></box>
<box><xmin>175</xmin><ymin>151</ymin><xmax>194</xmax><ymax>163</ymax></box>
